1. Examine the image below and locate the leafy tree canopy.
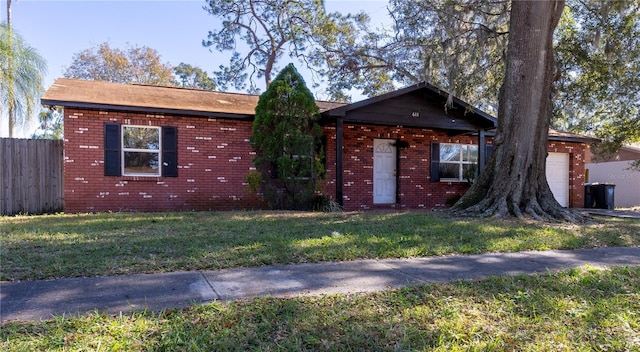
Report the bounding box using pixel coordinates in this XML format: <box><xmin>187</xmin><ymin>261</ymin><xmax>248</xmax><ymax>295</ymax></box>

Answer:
<box><xmin>31</xmin><ymin>106</ymin><xmax>63</xmax><ymax>140</ymax></box>
<box><xmin>174</xmin><ymin>62</ymin><xmax>216</xmax><ymax>90</ymax></box>
<box><xmin>554</xmin><ymin>0</ymin><xmax>640</xmax><ymax>155</ymax></box>
<box><xmin>322</xmin><ymin>0</ymin><xmax>509</xmax><ymax>111</ymax></box>
<box><xmin>63</xmin><ymin>42</ymin><xmax>175</xmax><ymax>86</ymax></box>
<box><xmin>328</xmin><ymin>0</ymin><xmax>639</xmax><ymax>152</ymax></box>
<box><xmin>250</xmin><ymin>63</ymin><xmax>323</xmax><ymax>209</ymax></box>
<box><xmin>202</xmin><ymin>0</ymin><xmax>367</xmax><ymax>99</ymax></box>
<box><xmin>64</xmin><ymin>43</ymin><xmax>217</xmax><ymax>90</ymax></box>
<box><xmin>202</xmin><ymin>0</ymin><xmax>638</xmax><ymax>153</ymax></box>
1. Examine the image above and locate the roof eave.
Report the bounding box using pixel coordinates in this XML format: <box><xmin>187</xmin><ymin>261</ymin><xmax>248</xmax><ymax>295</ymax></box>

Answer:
<box><xmin>480</xmin><ymin>128</ymin><xmax>600</xmax><ymax>144</ymax></box>
<box><xmin>548</xmin><ymin>135</ymin><xmax>600</xmax><ymax>144</ymax></box>
<box><xmin>41</xmin><ymin>100</ymin><xmax>254</xmax><ymax>120</ymax></box>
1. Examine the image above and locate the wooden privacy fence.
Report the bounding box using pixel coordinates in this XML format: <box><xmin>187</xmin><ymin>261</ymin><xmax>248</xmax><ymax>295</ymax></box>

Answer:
<box><xmin>1</xmin><ymin>138</ymin><xmax>64</xmax><ymax>215</ymax></box>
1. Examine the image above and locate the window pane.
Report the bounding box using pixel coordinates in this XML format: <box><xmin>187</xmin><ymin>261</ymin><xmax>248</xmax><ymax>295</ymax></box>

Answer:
<box><xmin>439</xmin><ymin>163</ymin><xmax>460</xmax><ymax>179</ymax></box>
<box><xmin>462</xmin><ymin>164</ymin><xmax>477</xmax><ymax>181</ymax></box>
<box><xmin>440</xmin><ymin>144</ymin><xmax>461</xmax><ymax>162</ymax></box>
<box><xmin>124</xmin><ymin>152</ymin><xmax>159</xmax><ymax>175</ymax></box>
<box><xmin>123</xmin><ymin>126</ymin><xmax>159</xmax><ymax>150</ymax></box>
<box><xmin>463</xmin><ymin>145</ymin><xmax>479</xmax><ymax>162</ymax></box>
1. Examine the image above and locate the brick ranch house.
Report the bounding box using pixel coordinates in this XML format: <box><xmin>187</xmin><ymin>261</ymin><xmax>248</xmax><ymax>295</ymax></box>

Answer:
<box><xmin>42</xmin><ymin>78</ymin><xmax>596</xmax><ymax>213</ymax></box>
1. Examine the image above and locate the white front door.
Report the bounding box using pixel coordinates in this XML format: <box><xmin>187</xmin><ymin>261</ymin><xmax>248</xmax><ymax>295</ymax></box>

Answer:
<box><xmin>373</xmin><ymin>139</ymin><xmax>397</xmax><ymax>204</ymax></box>
<box><xmin>546</xmin><ymin>152</ymin><xmax>570</xmax><ymax>207</ymax></box>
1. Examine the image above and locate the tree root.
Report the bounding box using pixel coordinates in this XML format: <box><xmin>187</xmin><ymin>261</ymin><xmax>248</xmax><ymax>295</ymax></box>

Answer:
<box><xmin>451</xmin><ymin>193</ymin><xmax>590</xmax><ymax>223</ymax></box>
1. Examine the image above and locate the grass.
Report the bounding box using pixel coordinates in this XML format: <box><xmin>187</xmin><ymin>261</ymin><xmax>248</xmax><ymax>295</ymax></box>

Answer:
<box><xmin>1</xmin><ymin>210</ymin><xmax>639</xmax><ymax>281</ymax></box>
<box><xmin>2</xmin><ymin>266</ymin><xmax>639</xmax><ymax>351</ymax></box>
<box><xmin>2</xmin><ymin>210</ymin><xmax>639</xmax><ymax>350</ymax></box>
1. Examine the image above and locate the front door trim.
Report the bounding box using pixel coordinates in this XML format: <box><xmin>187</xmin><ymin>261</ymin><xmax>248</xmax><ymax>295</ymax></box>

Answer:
<box><xmin>373</xmin><ymin>138</ymin><xmax>397</xmax><ymax>204</ymax></box>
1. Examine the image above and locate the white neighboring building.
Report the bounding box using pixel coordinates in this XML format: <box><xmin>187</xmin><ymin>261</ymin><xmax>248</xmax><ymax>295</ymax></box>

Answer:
<box><xmin>586</xmin><ymin>145</ymin><xmax>640</xmax><ymax>208</ymax></box>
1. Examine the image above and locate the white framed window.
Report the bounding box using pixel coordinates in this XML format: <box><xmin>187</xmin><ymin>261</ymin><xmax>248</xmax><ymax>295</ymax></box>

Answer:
<box><xmin>438</xmin><ymin>143</ymin><xmax>478</xmax><ymax>182</ymax></box>
<box><xmin>121</xmin><ymin>125</ymin><xmax>161</xmax><ymax>177</ymax></box>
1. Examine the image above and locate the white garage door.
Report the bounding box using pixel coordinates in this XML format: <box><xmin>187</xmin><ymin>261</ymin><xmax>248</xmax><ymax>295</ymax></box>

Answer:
<box><xmin>546</xmin><ymin>152</ymin><xmax>570</xmax><ymax>207</ymax></box>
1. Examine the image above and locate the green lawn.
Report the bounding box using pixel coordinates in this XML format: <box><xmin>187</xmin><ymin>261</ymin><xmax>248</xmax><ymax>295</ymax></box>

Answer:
<box><xmin>2</xmin><ymin>211</ymin><xmax>639</xmax><ymax>350</ymax></box>
<box><xmin>1</xmin><ymin>210</ymin><xmax>639</xmax><ymax>281</ymax></box>
<box><xmin>2</xmin><ymin>266</ymin><xmax>639</xmax><ymax>351</ymax></box>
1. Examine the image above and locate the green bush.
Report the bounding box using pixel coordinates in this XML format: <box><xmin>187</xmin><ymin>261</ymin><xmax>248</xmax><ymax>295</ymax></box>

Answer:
<box><xmin>250</xmin><ymin>64</ymin><xmax>325</xmax><ymax>210</ymax></box>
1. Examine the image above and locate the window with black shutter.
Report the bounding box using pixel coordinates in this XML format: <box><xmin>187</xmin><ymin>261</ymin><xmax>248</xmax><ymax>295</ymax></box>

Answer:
<box><xmin>104</xmin><ymin>124</ymin><xmax>178</xmax><ymax>177</ymax></box>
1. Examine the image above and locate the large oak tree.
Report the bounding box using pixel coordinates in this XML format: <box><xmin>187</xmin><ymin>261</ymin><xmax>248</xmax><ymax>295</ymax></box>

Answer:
<box><xmin>452</xmin><ymin>0</ymin><xmax>584</xmax><ymax>221</ymax></box>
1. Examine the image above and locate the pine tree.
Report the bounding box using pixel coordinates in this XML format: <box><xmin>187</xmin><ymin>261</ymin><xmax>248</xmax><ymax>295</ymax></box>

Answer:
<box><xmin>250</xmin><ymin>64</ymin><xmax>324</xmax><ymax>210</ymax></box>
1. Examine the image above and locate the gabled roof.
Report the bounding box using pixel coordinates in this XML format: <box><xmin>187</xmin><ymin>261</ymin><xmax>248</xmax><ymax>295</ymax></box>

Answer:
<box><xmin>322</xmin><ymin>81</ymin><xmax>497</xmax><ymax>131</ymax></box>
<box><xmin>326</xmin><ymin>82</ymin><xmax>496</xmax><ymax>121</ymax></box>
<box><xmin>41</xmin><ymin>78</ymin><xmax>344</xmax><ymax>119</ymax></box>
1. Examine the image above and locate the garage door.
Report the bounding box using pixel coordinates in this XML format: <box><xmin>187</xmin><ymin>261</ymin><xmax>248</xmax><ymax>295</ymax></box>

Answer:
<box><xmin>546</xmin><ymin>152</ymin><xmax>569</xmax><ymax>207</ymax></box>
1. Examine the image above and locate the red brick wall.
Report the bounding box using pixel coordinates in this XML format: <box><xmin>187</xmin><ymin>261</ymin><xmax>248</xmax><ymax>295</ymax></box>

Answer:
<box><xmin>548</xmin><ymin>140</ymin><xmax>588</xmax><ymax>208</ymax></box>
<box><xmin>323</xmin><ymin>124</ymin><xmax>588</xmax><ymax>211</ymax></box>
<box><xmin>63</xmin><ymin>108</ymin><xmax>266</xmax><ymax>212</ymax></box>
<box><xmin>63</xmin><ymin>109</ymin><xmax>588</xmax><ymax>213</ymax></box>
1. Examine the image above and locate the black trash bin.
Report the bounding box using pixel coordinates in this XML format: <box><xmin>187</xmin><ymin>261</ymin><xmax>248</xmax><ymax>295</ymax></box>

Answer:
<box><xmin>584</xmin><ymin>183</ymin><xmax>594</xmax><ymax>208</ymax></box>
<box><xmin>592</xmin><ymin>183</ymin><xmax>616</xmax><ymax>210</ymax></box>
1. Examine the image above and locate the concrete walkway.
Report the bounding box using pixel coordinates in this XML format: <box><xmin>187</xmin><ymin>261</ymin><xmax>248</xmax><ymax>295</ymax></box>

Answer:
<box><xmin>579</xmin><ymin>208</ymin><xmax>640</xmax><ymax>219</ymax></box>
<box><xmin>1</xmin><ymin>247</ymin><xmax>639</xmax><ymax>324</ymax></box>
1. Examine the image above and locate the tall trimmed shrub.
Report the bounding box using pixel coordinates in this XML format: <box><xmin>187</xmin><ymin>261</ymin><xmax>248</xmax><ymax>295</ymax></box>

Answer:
<box><xmin>250</xmin><ymin>64</ymin><xmax>324</xmax><ymax>209</ymax></box>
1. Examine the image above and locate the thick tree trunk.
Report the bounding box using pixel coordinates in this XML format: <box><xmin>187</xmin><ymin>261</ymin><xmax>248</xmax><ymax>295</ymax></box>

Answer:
<box><xmin>452</xmin><ymin>0</ymin><xmax>584</xmax><ymax>222</ymax></box>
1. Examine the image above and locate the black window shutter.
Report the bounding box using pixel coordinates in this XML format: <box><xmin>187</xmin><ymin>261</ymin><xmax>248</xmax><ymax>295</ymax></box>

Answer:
<box><xmin>104</xmin><ymin>123</ymin><xmax>121</xmax><ymax>176</ymax></box>
<box><xmin>162</xmin><ymin>126</ymin><xmax>178</xmax><ymax>177</ymax></box>
<box><xmin>430</xmin><ymin>142</ymin><xmax>440</xmax><ymax>182</ymax></box>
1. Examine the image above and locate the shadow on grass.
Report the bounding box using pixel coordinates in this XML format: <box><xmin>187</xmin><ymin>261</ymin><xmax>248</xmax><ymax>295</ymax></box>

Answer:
<box><xmin>151</xmin><ymin>266</ymin><xmax>640</xmax><ymax>351</ymax></box>
<box><xmin>2</xmin><ymin>211</ymin><xmax>639</xmax><ymax>281</ymax></box>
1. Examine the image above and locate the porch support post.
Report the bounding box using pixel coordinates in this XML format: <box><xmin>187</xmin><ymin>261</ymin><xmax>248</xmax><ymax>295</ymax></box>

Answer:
<box><xmin>336</xmin><ymin>117</ymin><xmax>344</xmax><ymax>206</ymax></box>
<box><xmin>478</xmin><ymin>129</ymin><xmax>486</xmax><ymax>173</ymax></box>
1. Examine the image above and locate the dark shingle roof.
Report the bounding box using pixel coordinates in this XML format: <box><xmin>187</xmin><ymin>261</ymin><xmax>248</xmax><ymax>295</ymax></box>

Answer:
<box><xmin>42</xmin><ymin>78</ymin><xmax>597</xmax><ymax>144</ymax></box>
<box><xmin>41</xmin><ymin>78</ymin><xmax>344</xmax><ymax>118</ymax></box>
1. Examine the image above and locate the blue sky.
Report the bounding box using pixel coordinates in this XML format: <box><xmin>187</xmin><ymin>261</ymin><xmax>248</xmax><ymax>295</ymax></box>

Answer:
<box><xmin>1</xmin><ymin>0</ymin><xmax>391</xmax><ymax>137</ymax></box>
